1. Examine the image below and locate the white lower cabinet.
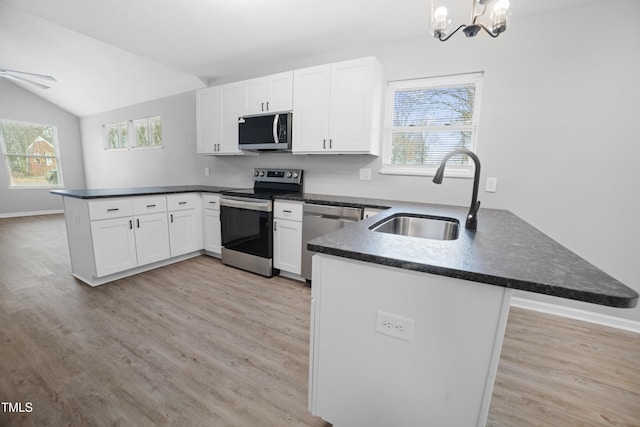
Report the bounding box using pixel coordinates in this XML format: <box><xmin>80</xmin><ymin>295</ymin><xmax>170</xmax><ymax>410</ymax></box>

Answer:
<box><xmin>202</xmin><ymin>194</ymin><xmax>221</xmax><ymax>255</ymax></box>
<box><xmin>91</xmin><ymin>216</ymin><xmax>138</xmax><ymax>277</ymax></box>
<box><xmin>88</xmin><ymin>195</ymin><xmax>171</xmax><ymax>278</ymax></box>
<box><xmin>167</xmin><ymin>193</ymin><xmax>203</xmax><ymax>257</ymax></box>
<box><xmin>62</xmin><ymin>193</ymin><xmax>206</xmax><ymax>287</ymax></box>
<box><xmin>133</xmin><ymin>212</ymin><xmax>171</xmax><ymax>266</ymax></box>
<box><xmin>273</xmin><ymin>201</ymin><xmax>303</xmax><ymax>275</ymax></box>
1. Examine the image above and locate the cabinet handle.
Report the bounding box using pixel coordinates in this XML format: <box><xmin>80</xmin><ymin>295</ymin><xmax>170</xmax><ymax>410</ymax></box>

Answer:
<box><xmin>170</xmin><ymin>214</ymin><xmax>174</xmax><ymax>223</ymax></box>
<box><xmin>329</xmin><ymin>138</ymin><xmax>333</xmax><ymax>149</ymax></box>
<box><xmin>129</xmin><ymin>220</ymin><xmax>133</xmax><ymax>229</ymax></box>
<box><xmin>283</xmin><ymin>210</ymin><xmax>292</xmax><ymax>213</ymax></box>
<box><xmin>261</xmin><ymin>102</ymin><xmax>264</xmax><ymax>112</ymax></box>
<box><xmin>146</xmin><ymin>204</ymin><xmax>156</xmax><ymax>208</ymax></box>
<box><xmin>274</xmin><ymin>221</ymin><xmax>277</xmax><ymax>231</ymax></box>
<box><xmin>266</xmin><ymin>101</ymin><xmax>269</xmax><ymax>111</ymax></box>
<box><xmin>107</xmin><ymin>208</ymin><xmax>119</xmax><ymax>212</ymax></box>
<box><xmin>209</xmin><ymin>201</ymin><xmax>217</xmax><ymax>205</ymax></box>
<box><xmin>136</xmin><ymin>218</ymin><xmax>140</xmax><ymax>228</ymax></box>
<box><xmin>178</xmin><ymin>201</ymin><xmax>187</xmax><ymax>205</ymax></box>
<box><xmin>323</xmin><ymin>139</ymin><xmax>326</xmax><ymax>149</ymax></box>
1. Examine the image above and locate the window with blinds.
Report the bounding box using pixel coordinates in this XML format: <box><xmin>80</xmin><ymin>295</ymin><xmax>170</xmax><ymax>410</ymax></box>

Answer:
<box><xmin>382</xmin><ymin>73</ymin><xmax>483</xmax><ymax>177</ymax></box>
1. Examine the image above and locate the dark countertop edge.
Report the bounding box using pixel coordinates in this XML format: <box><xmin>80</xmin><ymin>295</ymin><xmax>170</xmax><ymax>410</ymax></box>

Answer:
<box><xmin>308</xmin><ymin>244</ymin><xmax>639</xmax><ymax>309</ymax></box>
<box><xmin>274</xmin><ymin>193</ymin><xmax>392</xmax><ymax>210</ymax></box>
<box><xmin>52</xmin><ymin>187</ymin><xmax>396</xmax><ymax>209</ymax></box>
<box><xmin>50</xmin><ymin>186</ymin><xmax>236</xmax><ymax>199</ymax></box>
<box><xmin>50</xmin><ymin>186</ymin><xmax>638</xmax><ymax>309</ymax></box>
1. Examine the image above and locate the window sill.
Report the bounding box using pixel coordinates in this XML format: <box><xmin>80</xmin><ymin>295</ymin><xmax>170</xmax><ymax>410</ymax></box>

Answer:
<box><xmin>379</xmin><ymin>165</ymin><xmax>473</xmax><ymax>179</ymax></box>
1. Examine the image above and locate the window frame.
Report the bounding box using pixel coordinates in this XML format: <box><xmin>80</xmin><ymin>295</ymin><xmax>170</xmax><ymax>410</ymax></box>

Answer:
<box><xmin>0</xmin><ymin>118</ymin><xmax>64</xmax><ymax>189</ymax></box>
<box><xmin>104</xmin><ymin>116</ymin><xmax>163</xmax><ymax>151</ymax></box>
<box><xmin>380</xmin><ymin>72</ymin><xmax>484</xmax><ymax>178</ymax></box>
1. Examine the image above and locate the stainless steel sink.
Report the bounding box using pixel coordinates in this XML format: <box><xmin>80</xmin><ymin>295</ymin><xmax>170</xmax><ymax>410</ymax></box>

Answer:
<box><xmin>370</xmin><ymin>214</ymin><xmax>460</xmax><ymax>241</ymax></box>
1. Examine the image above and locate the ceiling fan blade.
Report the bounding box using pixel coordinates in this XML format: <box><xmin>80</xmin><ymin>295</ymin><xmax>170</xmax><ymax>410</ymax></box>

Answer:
<box><xmin>0</xmin><ymin>68</ymin><xmax>57</xmax><ymax>82</ymax></box>
<box><xmin>0</xmin><ymin>72</ymin><xmax>52</xmax><ymax>89</ymax></box>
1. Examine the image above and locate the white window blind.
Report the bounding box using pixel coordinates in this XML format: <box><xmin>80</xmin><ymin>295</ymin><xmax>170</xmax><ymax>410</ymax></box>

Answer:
<box><xmin>382</xmin><ymin>72</ymin><xmax>483</xmax><ymax>177</ymax></box>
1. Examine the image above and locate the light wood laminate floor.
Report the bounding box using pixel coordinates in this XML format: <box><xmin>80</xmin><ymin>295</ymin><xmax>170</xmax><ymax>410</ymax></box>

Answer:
<box><xmin>1</xmin><ymin>214</ymin><xmax>639</xmax><ymax>426</ymax></box>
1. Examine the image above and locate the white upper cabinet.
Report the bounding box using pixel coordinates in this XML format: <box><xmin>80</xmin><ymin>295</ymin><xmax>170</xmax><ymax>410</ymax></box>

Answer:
<box><xmin>292</xmin><ymin>57</ymin><xmax>383</xmax><ymax>155</ymax></box>
<box><xmin>242</xmin><ymin>71</ymin><xmax>294</xmax><ymax>116</ymax></box>
<box><xmin>196</xmin><ymin>82</ymin><xmax>246</xmax><ymax>155</ymax></box>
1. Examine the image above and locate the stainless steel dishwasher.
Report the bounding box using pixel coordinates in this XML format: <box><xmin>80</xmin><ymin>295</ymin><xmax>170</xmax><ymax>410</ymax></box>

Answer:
<box><xmin>302</xmin><ymin>203</ymin><xmax>363</xmax><ymax>282</ymax></box>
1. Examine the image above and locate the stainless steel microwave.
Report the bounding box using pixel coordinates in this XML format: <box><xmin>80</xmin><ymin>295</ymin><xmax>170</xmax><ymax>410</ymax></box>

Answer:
<box><xmin>238</xmin><ymin>112</ymin><xmax>292</xmax><ymax>151</ymax></box>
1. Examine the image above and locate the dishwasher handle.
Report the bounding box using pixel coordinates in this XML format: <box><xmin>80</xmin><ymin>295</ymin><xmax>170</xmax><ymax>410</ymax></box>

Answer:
<box><xmin>303</xmin><ymin>203</ymin><xmax>362</xmax><ymax>221</ymax></box>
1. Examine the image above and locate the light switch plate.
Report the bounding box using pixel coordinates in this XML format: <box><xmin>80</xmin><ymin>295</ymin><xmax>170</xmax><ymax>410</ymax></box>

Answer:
<box><xmin>485</xmin><ymin>177</ymin><xmax>497</xmax><ymax>193</ymax></box>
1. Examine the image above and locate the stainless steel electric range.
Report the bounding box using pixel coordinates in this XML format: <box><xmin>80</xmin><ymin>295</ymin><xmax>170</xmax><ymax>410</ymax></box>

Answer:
<box><xmin>220</xmin><ymin>168</ymin><xmax>303</xmax><ymax>277</ymax></box>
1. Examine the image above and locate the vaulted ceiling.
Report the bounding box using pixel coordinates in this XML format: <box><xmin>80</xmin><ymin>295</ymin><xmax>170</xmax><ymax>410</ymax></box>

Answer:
<box><xmin>0</xmin><ymin>0</ymin><xmax>599</xmax><ymax>117</ymax></box>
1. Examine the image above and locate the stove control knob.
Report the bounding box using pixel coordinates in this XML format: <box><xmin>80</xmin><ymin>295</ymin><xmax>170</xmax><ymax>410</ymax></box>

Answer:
<box><xmin>259</xmin><ymin>171</ymin><xmax>265</xmax><ymax>177</ymax></box>
<box><xmin>292</xmin><ymin>172</ymin><xmax>299</xmax><ymax>179</ymax></box>
<box><xmin>287</xmin><ymin>172</ymin><xmax>292</xmax><ymax>178</ymax></box>
<box><xmin>254</xmin><ymin>170</ymin><xmax>260</xmax><ymax>177</ymax></box>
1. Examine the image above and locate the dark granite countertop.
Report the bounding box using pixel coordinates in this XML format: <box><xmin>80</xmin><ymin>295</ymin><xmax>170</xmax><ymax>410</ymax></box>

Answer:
<box><xmin>297</xmin><ymin>197</ymin><xmax>638</xmax><ymax>309</ymax></box>
<box><xmin>51</xmin><ymin>187</ymin><xmax>637</xmax><ymax>308</ymax></box>
<box><xmin>50</xmin><ymin>185</ymin><xmax>237</xmax><ymax>199</ymax></box>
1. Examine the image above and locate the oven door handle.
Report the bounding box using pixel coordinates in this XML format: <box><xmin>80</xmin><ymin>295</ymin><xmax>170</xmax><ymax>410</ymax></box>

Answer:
<box><xmin>220</xmin><ymin>196</ymin><xmax>271</xmax><ymax>212</ymax></box>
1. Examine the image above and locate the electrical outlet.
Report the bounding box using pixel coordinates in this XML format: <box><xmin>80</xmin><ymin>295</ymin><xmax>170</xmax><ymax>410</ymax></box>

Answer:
<box><xmin>359</xmin><ymin>168</ymin><xmax>372</xmax><ymax>181</ymax></box>
<box><xmin>204</xmin><ymin>167</ymin><xmax>210</xmax><ymax>177</ymax></box>
<box><xmin>375</xmin><ymin>311</ymin><xmax>415</xmax><ymax>342</ymax></box>
<box><xmin>485</xmin><ymin>177</ymin><xmax>497</xmax><ymax>193</ymax></box>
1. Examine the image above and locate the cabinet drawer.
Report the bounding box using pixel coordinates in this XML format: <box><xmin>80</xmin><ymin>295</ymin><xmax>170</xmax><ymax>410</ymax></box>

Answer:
<box><xmin>132</xmin><ymin>196</ymin><xmax>167</xmax><ymax>215</ymax></box>
<box><xmin>202</xmin><ymin>194</ymin><xmax>221</xmax><ymax>210</ymax></box>
<box><xmin>274</xmin><ymin>201</ymin><xmax>303</xmax><ymax>221</ymax></box>
<box><xmin>88</xmin><ymin>198</ymin><xmax>133</xmax><ymax>221</ymax></box>
<box><xmin>167</xmin><ymin>193</ymin><xmax>201</xmax><ymax>211</ymax></box>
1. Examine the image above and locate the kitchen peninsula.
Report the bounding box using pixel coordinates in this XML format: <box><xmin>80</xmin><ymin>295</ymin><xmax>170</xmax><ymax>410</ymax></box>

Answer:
<box><xmin>303</xmin><ymin>200</ymin><xmax>637</xmax><ymax>427</ymax></box>
<box><xmin>52</xmin><ymin>186</ymin><xmax>637</xmax><ymax>427</ymax></box>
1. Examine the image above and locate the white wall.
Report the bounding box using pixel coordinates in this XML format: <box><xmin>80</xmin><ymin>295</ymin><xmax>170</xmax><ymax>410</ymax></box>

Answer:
<box><xmin>0</xmin><ymin>78</ymin><xmax>85</xmax><ymax>216</ymax></box>
<box><xmin>80</xmin><ymin>91</ymin><xmax>202</xmax><ymax>188</ymax></box>
<box><xmin>80</xmin><ymin>0</ymin><xmax>640</xmax><ymax>322</ymax></box>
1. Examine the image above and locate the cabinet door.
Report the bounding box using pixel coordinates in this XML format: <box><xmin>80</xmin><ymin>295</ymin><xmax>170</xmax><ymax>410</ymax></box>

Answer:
<box><xmin>266</xmin><ymin>71</ymin><xmax>293</xmax><ymax>113</ymax></box>
<box><xmin>218</xmin><ymin>82</ymin><xmax>244</xmax><ymax>154</ymax></box>
<box><xmin>292</xmin><ymin>64</ymin><xmax>331</xmax><ymax>153</ymax></box>
<box><xmin>273</xmin><ymin>218</ymin><xmax>302</xmax><ymax>275</ymax></box>
<box><xmin>134</xmin><ymin>212</ymin><xmax>171</xmax><ymax>266</ymax></box>
<box><xmin>242</xmin><ymin>77</ymin><xmax>267</xmax><ymax>116</ymax></box>
<box><xmin>328</xmin><ymin>58</ymin><xmax>377</xmax><ymax>153</ymax></box>
<box><xmin>91</xmin><ymin>217</ymin><xmax>137</xmax><ymax>277</ymax></box>
<box><xmin>196</xmin><ymin>86</ymin><xmax>220</xmax><ymax>154</ymax></box>
<box><xmin>168</xmin><ymin>209</ymin><xmax>204</xmax><ymax>257</ymax></box>
<box><xmin>203</xmin><ymin>209</ymin><xmax>221</xmax><ymax>254</ymax></box>
<box><xmin>243</xmin><ymin>71</ymin><xmax>293</xmax><ymax>116</ymax></box>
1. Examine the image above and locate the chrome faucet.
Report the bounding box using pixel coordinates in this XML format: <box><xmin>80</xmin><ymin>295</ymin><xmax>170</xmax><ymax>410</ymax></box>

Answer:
<box><xmin>432</xmin><ymin>149</ymin><xmax>481</xmax><ymax>230</ymax></box>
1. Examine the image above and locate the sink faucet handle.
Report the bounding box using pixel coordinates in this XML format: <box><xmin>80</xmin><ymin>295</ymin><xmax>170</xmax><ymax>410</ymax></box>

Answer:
<box><xmin>466</xmin><ymin>200</ymin><xmax>481</xmax><ymax>230</ymax></box>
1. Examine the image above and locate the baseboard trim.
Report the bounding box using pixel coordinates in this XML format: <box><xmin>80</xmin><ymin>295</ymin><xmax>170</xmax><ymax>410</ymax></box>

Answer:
<box><xmin>510</xmin><ymin>296</ymin><xmax>640</xmax><ymax>334</ymax></box>
<box><xmin>0</xmin><ymin>209</ymin><xmax>64</xmax><ymax>218</ymax></box>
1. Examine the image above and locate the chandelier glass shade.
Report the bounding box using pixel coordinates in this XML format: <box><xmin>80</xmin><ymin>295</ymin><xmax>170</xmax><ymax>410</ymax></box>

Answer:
<box><xmin>431</xmin><ymin>0</ymin><xmax>510</xmax><ymax>41</ymax></box>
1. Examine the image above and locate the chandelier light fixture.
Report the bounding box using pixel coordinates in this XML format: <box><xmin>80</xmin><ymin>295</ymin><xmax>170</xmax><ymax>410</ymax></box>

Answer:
<box><xmin>430</xmin><ymin>0</ymin><xmax>510</xmax><ymax>41</ymax></box>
